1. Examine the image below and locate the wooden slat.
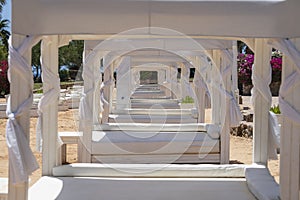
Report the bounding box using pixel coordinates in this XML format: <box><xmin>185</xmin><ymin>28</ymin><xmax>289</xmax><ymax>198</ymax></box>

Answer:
<box><xmin>130</xmin><ymin>99</ymin><xmax>179</xmax><ymax>104</ymax></box>
<box><xmin>112</xmin><ymin>108</ymin><xmax>193</xmax><ymax>115</ymax></box>
<box><xmin>108</xmin><ymin>114</ymin><xmax>197</xmax><ymax>124</ymax></box>
<box><xmin>53</xmin><ymin>163</ymin><xmax>248</xmax><ymax>178</ymax></box>
<box><xmin>92</xmin><ymin>154</ymin><xmax>220</xmax><ymax>164</ymax></box>
<box><xmin>93</xmin><ymin>123</ymin><xmax>211</xmax><ymax>132</ymax></box>
<box><xmin>131</xmin><ymin>103</ymin><xmax>179</xmax><ymax>109</ymax></box>
<box><xmin>92</xmin><ymin>130</ymin><xmax>213</xmax><ymax>142</ymax></box>
<box><xmin>91</xmin><ymin>141</ymin><xmax>219</xmax><ymax>155</ymax></box>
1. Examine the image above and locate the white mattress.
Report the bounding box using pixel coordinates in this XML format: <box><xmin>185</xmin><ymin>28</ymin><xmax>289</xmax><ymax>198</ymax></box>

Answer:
<box><xmin>29</xmin><ymin>176</ymin><xmax>257</xmax><ymax>200</ymax></box>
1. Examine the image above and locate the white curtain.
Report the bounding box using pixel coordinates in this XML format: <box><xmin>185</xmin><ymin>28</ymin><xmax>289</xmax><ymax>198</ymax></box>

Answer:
<box><xmin>6</xmin><ymin>36</ymin><xmax>41</xmax><ymax>184</ymax></box>
<box><xmin>220</xmin><ymin>49</ymin><xmax>242</xmax><ymax>127</ymax></box>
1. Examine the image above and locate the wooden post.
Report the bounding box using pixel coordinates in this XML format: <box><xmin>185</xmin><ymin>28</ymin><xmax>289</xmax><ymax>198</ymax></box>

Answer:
<box><xmin>170</xmin><ymin>66</ymin><xmax>178</xmax><ymax>99</ymax></box>
<box><xmin>102</xmin><ymin>57</ymin><xmax>113</xmax><ymax>123</ymax></box>
<box><xmin>180</xmin><ymin>62</ymin><xmax>190</xmax><ymax>99</ymax></box>
<box><xmin>93</xmin><ymin>55</ymin><xmax>101</xmax><ymax>125</ymax></box>
<box><xmin>232</xmin><ymin>41</ymin><xmax>239</xmax><ymax>102</ymax></box>
<box><xmin>77</xmin><ymin>42</ymin><xmax>94</xmax><ymax>162</ymax></box>
<box><xmin>41</xmin><ymin>36</ymin><xmax>59</xmax><ymax>175</ymax></box>
<box><xmin>220</xmin><ymin>50</ymin><xmax>233</xmax><ymax>164</ymax></box>
<box><xmin>116</xmin><ymin>57</ymin><xmax>131</xmax><ymax>110</ymax></box>
<box><xmin>280</xmin><ymin>38</ymin><xmax>300</xmax><ymax>200</ymax></box>
<box><xmin>252</xmin><ymin>38</ymin><xmax>272</xmax><ymax>165</ymax></box>
<box><xmin>211</xmin><ymin>50</ymin><xmax>222</xmax><ymax>125</ymax></box>
<box><xmin>193</xmin><ymin>56</ymin><xmax>206</xmax><ymax>123</ymax></box>
<box><xmin>7</xmin><ymin>34</ymin><xmax>31</xmax><ymax>200</ymax></box>
<box><xmin>165</xmin><ymin>66</ymin><xmax>172</xmax><ymax>98</ymax></box>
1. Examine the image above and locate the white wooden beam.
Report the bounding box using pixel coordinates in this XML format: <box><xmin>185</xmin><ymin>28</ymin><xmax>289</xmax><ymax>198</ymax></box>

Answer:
<box><xmin>8</xmin><ymin>34</ymin><xmax>30</xmax><ymax>200</ymax></box>
<box><xmin>116</xmin><ymin>57</ymin><xmax>131</xmax><ymax>110</ymax></box>
<box><xmin>280</xmin><ymin>38</ymin><xmax>300</xmax><ymax>200</ymax></box>
<box><xmin>78</xmin><ymin>42</ymin><xmax>94</xmax><ymax>162</ymax></box>
<box><xmin>211</xmin><ymin>50</ymin><xmax>222</xmax><ymax>125</ymax></box>
<box><xmin>232</xmin><ymin>41</ymin><xmax>239</xmax><ymax>102</ymax></box>
<box><xmin>193</xmin><ymin>56</ymin><xmax>206</xmax><ymax>123</ymax></box>
<box><xmin>41</xmin><ymin>36</ymin><xmax>60</xmax><ymax>175</ymax></box>
<box><xmin>101</xmin><ymin>58</ymin><xmax>114</xmax><ymax>123</ymax></box>
<box><xmin>252</xmin><ymin>38</ymin><xmax>272</xmax><ymax>165</ymax></box>
<box><xmin>220</xmin><ymin>50</ymin><xmax>233</xmax><ymax>164</ymax></box>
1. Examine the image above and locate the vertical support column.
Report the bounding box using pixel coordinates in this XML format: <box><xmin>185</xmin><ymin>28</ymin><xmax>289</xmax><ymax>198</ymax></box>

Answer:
<box><xmin>116</xmin><ymin>57</ymin><xmax>131</xmax><ymax>110</ymax></box>
<box><xmin>280</xmin><ymin>39</ymin><xmax>300</xmax><ymax>200</ymax></box>
<box><xmin>164</xmin><ymin>66</ymin><xmax>172</xmax><ymax>98</ymax></box>
<box><xmin>193</xmin><ymin>56</ymin><xmax>206</xmax><ymax>123</ymax></box>
<box><xmin>220</xmin><ymin>50</ymin><xmax>233</xmax><ymax>164</ymax></box>
<box><xmin>158</xmin><ymin>69</ymin><xmax>166</xmax><ymax>96</ymax></box>
<box><xmin>180</xmin><ymin>62</ymin><xmax>190</xmax><ymax>99</ymax></box>
<box><xmin>8</xmin><ymin>34</ymin><xmax>30</xmax><ymax>200</ymax></box>
<box><xmin>171</xmin><ymin>66</ymin><xmax>179</xmax><ymax>99</ymax></box>
<box><xmin>41</xmin><ymin>36</ymin><xmax>59</xmax><ymax>175</ymax></box>
<box><xmin>78</xmin><ymin>42</ymin><xmax>94</xmax><ymax>163</ymax></box>
<box><xmin>232</xmin><ymin>41</ymin><xmax>239</xmax><ymax>102</ymax></box>
<box><xmin>211</xmin><ymin>50</ymin><xmax>222</xmax><ymax>125</ymax></box>
<box><xmin>93</xmin><ymin>56</ymin><xmax>101</xmax><ymax>125</ymax></box>
<box><xmin>252</xmin><ymin>38</ymin><xmax>272</xmax><ymax>165</ymax></box>
<box><xmin>102</xmin><ymin>57</ymin><xmax>113</xmax><ymax>123</ymax></box>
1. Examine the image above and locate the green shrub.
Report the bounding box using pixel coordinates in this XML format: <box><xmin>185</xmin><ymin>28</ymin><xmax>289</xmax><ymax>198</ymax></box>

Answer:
<box><xmin>182</xmin><ymin>96</ymin><xmax>194</xmax><ymax>104</ymax></box>
<box><xmin>270</xmin><ymin>105</ymin><xmax>281</xmax><ymax>114</ymax></box>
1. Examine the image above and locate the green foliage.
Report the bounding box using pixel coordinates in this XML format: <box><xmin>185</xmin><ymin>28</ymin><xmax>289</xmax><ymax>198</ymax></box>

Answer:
<box><xmin>0</xmin><ymin>44</ymin><xmax>7</xmax><ymax>60</ymax></box>
<box><xmin>59</xmin><ymin>40</ymin><xmax>84</xmax><ymax>70</ymax></box>
<box><xmin>140</xmin><ymin>71</ymin><xmax>158</xmax><ymax>84</ymax></box>
<box><xmin>270</xmin><ymin>105</ymin><xmax>281</xmax><ymax>114</ymax></box>
<box><xmin>0</xmin><ymin>18</ymin><xmax>10</xmax><ymax>51</ymax></box>
<box><xmin>182</xmin><ymin>96</ymin><xmax>194</xmax><ymax>104</ymax></box>
<box><xmin>31</xmin><ymin>40</ymin><xmax>84</xmax><ymax>82</ymax></box>
<box><xmin>32</xmin><ymin>41</ymin><xmax>41</xmax><ymax>67</ymax></box>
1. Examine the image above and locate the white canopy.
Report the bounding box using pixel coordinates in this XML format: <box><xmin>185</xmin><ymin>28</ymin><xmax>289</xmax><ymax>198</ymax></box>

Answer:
<box><xmin>13</xmin><ymin>0</ymin><xmax>300</xmax><ymax>38</ymax></box>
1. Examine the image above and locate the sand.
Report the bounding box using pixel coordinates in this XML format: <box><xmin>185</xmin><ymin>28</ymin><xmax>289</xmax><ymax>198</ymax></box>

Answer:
<box><xmin>0</xmin><ymin>109</ymin><xmax>280</xmax><ymax>187</ymax></box>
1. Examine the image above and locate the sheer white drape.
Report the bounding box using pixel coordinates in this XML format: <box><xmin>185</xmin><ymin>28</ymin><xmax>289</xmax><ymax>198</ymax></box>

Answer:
<box><xmin>36</xmin><ymin>37</ymin><xmax>61</xmax><ymax>152</ymax></box>
<box><xmin>6</xmin><ymin>36</ymin><xmax>41</xmax><ymax>184</ymax></box>
<box><xmin>220</xmin><ymin>49</ymin><xmax>242</xmax><ymax>127</ymax></box>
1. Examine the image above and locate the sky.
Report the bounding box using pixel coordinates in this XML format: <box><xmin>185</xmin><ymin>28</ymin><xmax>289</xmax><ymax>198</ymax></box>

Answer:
<box><xmin>3</xmin><ymin>0</ymin><xmax>11</xmax><ymax>30</ymax></box>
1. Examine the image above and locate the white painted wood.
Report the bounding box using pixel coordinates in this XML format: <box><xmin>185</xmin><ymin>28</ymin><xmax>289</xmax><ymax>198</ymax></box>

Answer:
<box><xmin>112</xmin><ymin>108</ymin><xmax>193</xmax><ymax>115</ymax></box>
<box><xmin>211</xmin><ymin>50</ymin><xmax>222</xmax><ymax>125</ymax></box>
<box><xmin>52</xmin><ymin>163</ymin><xmax>248</xmax><ymax>178</ymax></box>
<box><xmin>92</xmin><ymin>154</ymin><xmax>220</xmax><ymax>164</ymax></box>
<box><xmin>91</xmin><ymin>141</ymin><xmax>219</xmax><ymax>155</ymax></box>
<box><xmin>164</xmin><ymin>66</ymin><xmax>172</xmax><ymax>98</ymax></box>
<box><xmin>252</xmin><ymin>39</ymin><xmax>272</xmax><ymax>165</ymax></box>
<box><xmin>280</xmin><ymin>38</ymin><xmax>300</xmax><ymax>200</ymax></box>
<box><xmin>101</xmin><ymin>57</ymin><xmax>113</xmax><ymax>123</ymax></box>
<box><xmin>169</xmin><ymin>66</ymin><xmax>179</xmax><ymax>99</ymax></box>
<box><xmin>232</xmin><ymin>41</ymin><xmax>239</xmax><ymax>102</ymax></box>
<box><xmin>59</xmin><ymin>132</ymin><xmax>83</xmax><ymax>144</ymax></box>
<box><xmin>77</xmin><ymin>42</ymin><xmax>93</xmax><ymax>162</ymax></box>
<box><xmin>193</xmin><ymin>56</ymin><xmax>206</xmax><ymax>123</ymax></box>
<box><xmin>179</xmin><ymin>62</ymin><xmax>190</xmax><ymax>99</ymax></box>
<box><xmin>93</xmin><ymin>57</ymin><xmax>101</xmax><ymax>125</ymax></box>
<box><xmin>8</xmin><ymin>34</ymin><xmax>30</xmax><ymax>200</ymax></box>
<box><xmin>220</xmin><ymin>50</ymin><xmax>232</xmax><ymax>164</ymax></box>
<box><xmin>0</xmin><ymin>178</ymin><xmax>8</xmax><ymax>200</ymax></box>
<box><xmin>93</xmin><ymin>123</ymin><xmax>213</xmax><ymax>132</ymax></box>
<box><xmin>41</xmin><ymin>36</ymin><xmax>60</xmax><ymax>173</ymax></box>
<box><xmin>108</xmin><ymin>114</ymin><xmax>197</xmax><ymax>124</ymax></box>
<box><xmin>58</xmin><ymin>132</ymin><xmax>83</xmax><ymax>164</ymax></box>
<box><xmin>116</xmin><ymin>57</ymin><xmax>131</xmax><ymax>110</ymax></box>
